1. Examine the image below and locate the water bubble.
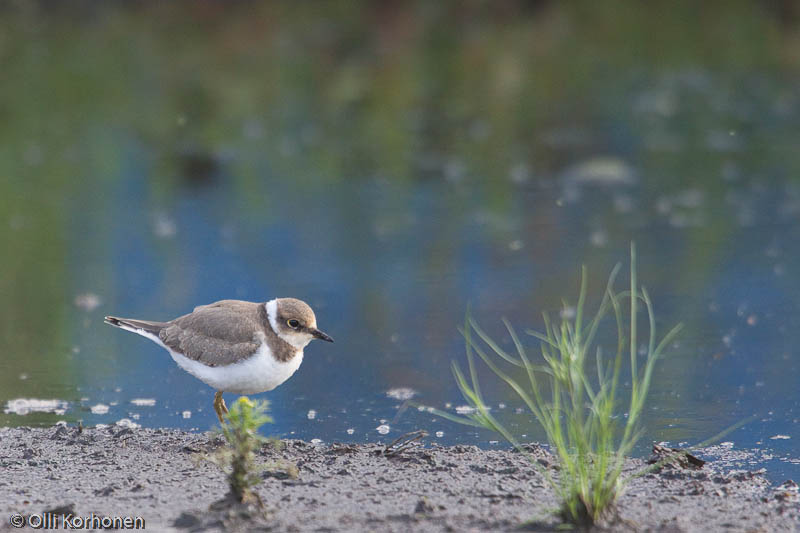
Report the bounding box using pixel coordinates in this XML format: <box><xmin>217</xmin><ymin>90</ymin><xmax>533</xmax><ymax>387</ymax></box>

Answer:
<box><xmin>116</xmin><ymin>418</ymin><xmax>140</xmax><ymax>429</ymax></box>
<box><xmin>509</xmin><ymin>163</ymin><xmax>531</xmax><ymax>185</ymax></box>
<box><xmin>74</xmin><ymin>293</ymin><xmax>102</xmax><ymax>312</ymax></box>
<box><xmin>182</xmin><ymin>411</ymin><xmax>192</xmax><ymax>419</ymax></box>
<box><xmin>589</xmin><ymin>230</ymin><xmax>607</xmax><ymax>248</ymax></box>
<box><xmin>561</xmin><ymin>157</ymin><xmax>636</xmax><ymax>186</ymax></box>
<box><xmin>560</xmin><ymin>306</ymin><xmax>576</xmax><ymax>320</ymax></box>
<box><xmin>386</xmin><ymin>388</ymin><xmax>418</xmax><ymax>401</ymax></box>
<box><xmin>307</xmin><ymin>409</ymin><xmax>317</xmax><ymax>420</ymax></box>
<box><xmin>455</xmin><ymin>405</ymin><xmax>476</xmax><ymax>415</ymax></box>
<box><xmin>130</xmin><ymin>398</ymin><xmax>156</xmax><ymax>407</ymax></box>
<box><xmin>722</xmin><ymin>334</ymin><xmax>733</xmax><ymax>347</ymax></box>
<box><xmin>435</xmin><ymin>431</ymin><xmax>444</xmax><ymax>438</ymax></box>
<box><xmin>346</xmin><ymin>428</ymin><xmax>355</xmax><ymax>435</ymax></box>
<box><xmin>5</xmin><ymin>398</ymin><xmax>69</xmax><ymax>416</ymax></box>
<box><xmin>90</xmin><ymin>404</ymin><xmax>109</xmax><ymax>414</ymax></box>
<box><xmin>376</xmin><ymin>424</ymin><xmax>390</xmax><ymax>435</ymax></box>
<box><xmin>153</xmin><ymin>213</ymin><xmax>177</xmax><ymax>239</ymax></box>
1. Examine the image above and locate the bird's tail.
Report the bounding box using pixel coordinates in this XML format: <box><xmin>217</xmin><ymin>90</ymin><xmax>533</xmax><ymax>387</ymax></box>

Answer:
<box><xmin>104</xmin><ymin>316</ymin><xmax>167</xmax><ymax>336</ymax></box>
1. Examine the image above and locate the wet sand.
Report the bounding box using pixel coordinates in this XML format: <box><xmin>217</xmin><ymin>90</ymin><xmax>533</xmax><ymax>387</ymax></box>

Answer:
<box><xmin>0</xmin><ymin>425</ymin><xmax>797</xmax><ymax>532</ymax></box>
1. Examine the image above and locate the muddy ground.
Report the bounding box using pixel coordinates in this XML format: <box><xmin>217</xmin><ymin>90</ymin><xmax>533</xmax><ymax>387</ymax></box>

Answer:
<box><xmin>0</xmin><ymin>425</ymin><xmax>797</xmax><ymax>532</ymax></box>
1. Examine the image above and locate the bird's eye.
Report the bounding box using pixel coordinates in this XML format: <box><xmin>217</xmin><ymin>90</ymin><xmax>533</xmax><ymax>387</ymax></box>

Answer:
<box><xmin>287</xmin><ymin>319</ymin><xmax>300</xmax><ymax>329</ymax></box>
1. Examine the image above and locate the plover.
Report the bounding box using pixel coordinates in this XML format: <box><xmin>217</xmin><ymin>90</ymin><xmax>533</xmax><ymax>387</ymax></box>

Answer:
<box><xmin>105</xmin><ymin>298</ymin><xmax>333</xmax><ymax>424</ymax></box>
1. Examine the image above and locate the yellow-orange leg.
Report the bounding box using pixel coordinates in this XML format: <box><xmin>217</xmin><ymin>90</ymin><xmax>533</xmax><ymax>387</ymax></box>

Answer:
<box><xmin>214</xmin><ymin>391</ymin><xmax>228</xmax><ymax>425</ymax></box>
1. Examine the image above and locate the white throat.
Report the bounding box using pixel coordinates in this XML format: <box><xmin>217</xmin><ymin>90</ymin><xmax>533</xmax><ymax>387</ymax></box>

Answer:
<box><xmin>265</xmin><ymin>299</ymin><xmax>313</xmax><ymax>350</ymax></box>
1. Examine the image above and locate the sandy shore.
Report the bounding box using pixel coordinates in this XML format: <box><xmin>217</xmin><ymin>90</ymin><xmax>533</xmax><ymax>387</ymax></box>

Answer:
<box><xmin>0</xmin><ymin>425</ymin><xmax>797</xmax><ymax>532</ymax></box>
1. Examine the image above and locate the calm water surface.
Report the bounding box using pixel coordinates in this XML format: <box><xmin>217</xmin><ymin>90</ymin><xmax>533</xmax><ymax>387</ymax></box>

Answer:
<box><xmin>1</xmin><ymin>3</ymin><xmax>798</xmax><ymax>483</ymax></box>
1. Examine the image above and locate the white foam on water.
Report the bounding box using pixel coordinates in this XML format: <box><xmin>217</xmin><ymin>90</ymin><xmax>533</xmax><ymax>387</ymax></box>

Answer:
<box><xmin>385</xmin><ymin>387</ymin><xmax>418</xmax><ymax>401</ymax></box>
<box><xmin>130</xmin><ymin>398</ymin><xmax>156</xmax><ymax>407</ymax></box>
<box><xmin>4</xmin><ymin>398</ymin><xmax>69</xmax><ymax>416</ymax></box>
<box><xmin>116</xmin><ymin>418</ymin><xmax>140</xmax><ymax>429</ymax></box>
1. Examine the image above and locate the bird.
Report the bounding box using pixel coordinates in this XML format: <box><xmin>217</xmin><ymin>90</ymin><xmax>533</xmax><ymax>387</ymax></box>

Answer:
<box><xmin>104</xmin><ymin>298</ymin><xmax>333</xmax><ymax>424</ymax></box>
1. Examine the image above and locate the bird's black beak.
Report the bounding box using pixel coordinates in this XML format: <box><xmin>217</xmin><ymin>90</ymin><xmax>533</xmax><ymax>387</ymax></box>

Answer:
<box><xmin>311</xmin><ymin>328</ymin><xmax>334</xmax><ymax>343</ymax></box>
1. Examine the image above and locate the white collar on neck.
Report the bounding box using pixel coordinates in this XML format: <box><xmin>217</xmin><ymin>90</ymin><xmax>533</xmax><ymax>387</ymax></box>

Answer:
<box><xmin>265</xmin><ymin>299</ymin><xmax>310</xmax><ymax>350</ymax></box>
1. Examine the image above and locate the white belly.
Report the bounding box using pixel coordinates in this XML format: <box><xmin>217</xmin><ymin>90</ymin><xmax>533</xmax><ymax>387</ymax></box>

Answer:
<box><xmin>169</xmin><ymin>343</ymin><xmax>304</xmax><ymax>394</ymax></box>
<box><xmin>118</xmin><ymin>325</ymin><xmax>304</xmax><ymax>394</ymax></box>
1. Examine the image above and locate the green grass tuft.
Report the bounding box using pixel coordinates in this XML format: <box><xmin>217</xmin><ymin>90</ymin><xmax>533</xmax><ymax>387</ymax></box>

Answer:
<box><xmin>442</xmin><ymin>243</ymin><xmax>682</xmax><ymax>527</ymax></box>
<box><xmin>212</xmin><ymin>397</ymin><xmax>274</xmax><ymax>503</ymax></box>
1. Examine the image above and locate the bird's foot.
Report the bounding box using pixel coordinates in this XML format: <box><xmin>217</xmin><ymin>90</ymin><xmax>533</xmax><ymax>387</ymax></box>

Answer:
<box><xmin>214</xmin><ymin>391</ymin><xmax>229</xmax><ymax>425</ymax></box>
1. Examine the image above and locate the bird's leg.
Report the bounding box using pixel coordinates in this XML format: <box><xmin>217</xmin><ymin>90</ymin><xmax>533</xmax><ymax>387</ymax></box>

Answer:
<box><xmin>214</xmin><ymin>391</ymin><xmax>229</xmax><ymax>425</ymax></box>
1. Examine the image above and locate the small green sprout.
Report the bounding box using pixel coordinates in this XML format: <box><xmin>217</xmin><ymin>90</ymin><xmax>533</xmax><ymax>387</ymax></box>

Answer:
<box><xmin>212</xmin><ymin>396</ymin><xmax>273</xmax><ymax>503</ymax></box>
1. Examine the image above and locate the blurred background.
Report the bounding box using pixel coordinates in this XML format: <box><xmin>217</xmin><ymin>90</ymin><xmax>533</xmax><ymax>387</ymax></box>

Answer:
<box><xmin>1</xmin><ymin>1</ymin><xmax>799</xmax><ymax>481</ymax></box>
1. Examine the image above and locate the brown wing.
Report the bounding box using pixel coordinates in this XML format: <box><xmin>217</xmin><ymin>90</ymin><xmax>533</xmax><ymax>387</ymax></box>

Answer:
<box><xmin>159</xmin><ymin>300</ymin><xmax>265</xmax><ymax>366</ymax></box>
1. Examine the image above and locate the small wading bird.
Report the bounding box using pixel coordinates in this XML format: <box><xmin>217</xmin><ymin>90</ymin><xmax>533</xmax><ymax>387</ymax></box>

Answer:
<box><xmin>105</xmin><ymin>298</ymin><xmax>333</xmax><ymax>424</ymax></box>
